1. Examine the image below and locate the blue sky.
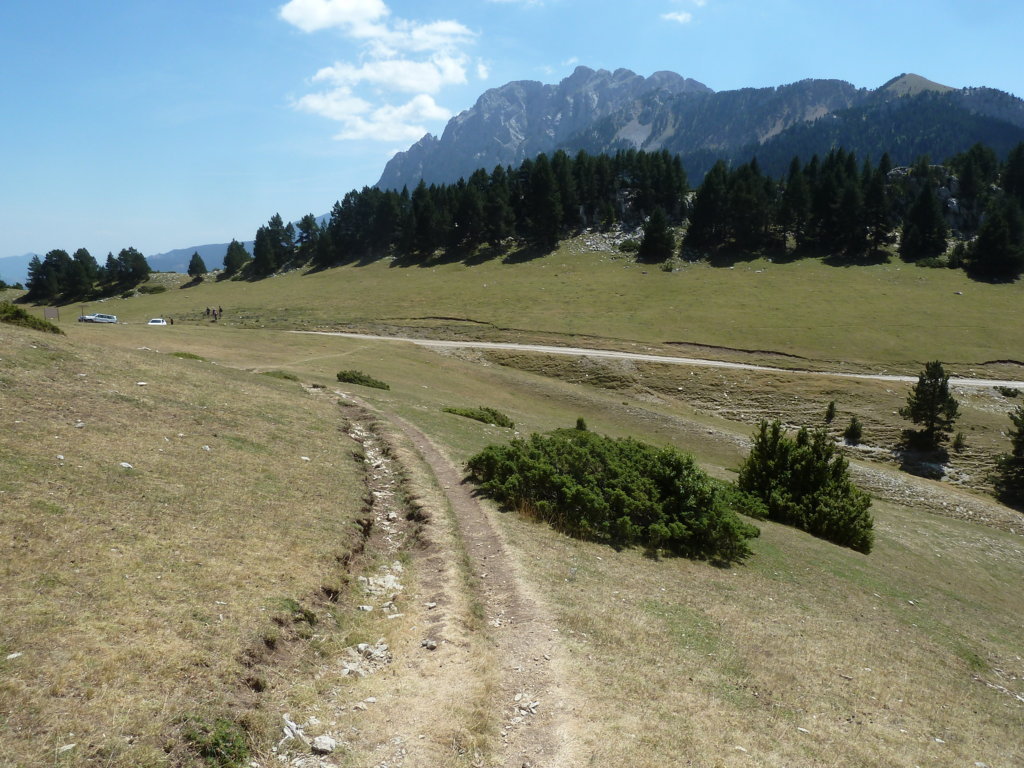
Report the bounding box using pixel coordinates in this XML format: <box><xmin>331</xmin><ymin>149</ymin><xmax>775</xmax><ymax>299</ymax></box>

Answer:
<box><xmin>2</xmin><ymin>0</ymin><xmax>1023</xmax><ymax>262</ymax></box>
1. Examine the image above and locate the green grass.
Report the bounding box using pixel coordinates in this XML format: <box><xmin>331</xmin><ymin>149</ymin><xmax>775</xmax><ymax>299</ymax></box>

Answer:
<box><xmin>47</xmin><ymin>243</ymin><xmax>1024</xmax><ymax>369</ymax></box>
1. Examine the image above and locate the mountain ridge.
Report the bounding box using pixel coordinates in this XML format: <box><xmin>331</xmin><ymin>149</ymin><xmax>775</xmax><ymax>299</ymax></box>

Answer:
<box><xmin>377</xmin><ymin>66</ymin><xmax>1024</xmax><ymax>190</ymax></box>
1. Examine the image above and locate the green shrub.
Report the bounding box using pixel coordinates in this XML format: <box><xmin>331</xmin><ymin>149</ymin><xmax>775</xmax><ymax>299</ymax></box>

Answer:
<box><xmin>843</xmin><ymin>415</ymin><xmax>863</xmax><ymax>445</ymax></box>
<box><xmin>442</xmin><ymin>406</ymin><xmax>514</xmax><ymax>429</ymax></box>
<box><xmin>466</xmin><ymin>429</ymin><xmax>759</xmax><ymax>564</ymax></box>
<box><xmin>0</xmin><ymin>302</ymin><xmax>64</xmax><ymax>334</ymax></box>
<box><xmin>261</xmin><ymin>370</ymin><xmax>299</xmax><ymax>382</ymax></box>
<box><xmin>575</xmin><ymin>417</ymin><xmax>588</xmax><ymax>431</ymax></box>
<box><xmin>336</xmin><ymin>369</ymin><xmax>390</xmax><ymax>390</ymax></box>
<box><xmin>171</xmin><ymin>351</ymin><xmax>205</xmax><ymax>360</ymax></box>
<box><xmin>618</xmin><ymin>238</ymin><xmax>640</xmax><ymax>253</ymax></box>
<box><xmin>120</xmin><ymin>290</ymin><xmax>135</xmax><ymax>299</ymax></box>
<box><xmin>738</xmin><ymin>420</ymin><xmax>874</xmax><ymax>553</ymax></box>
<box><xmin>995</xmin><ymin>386</ymin><xmax>1020</xmax><ymax>398</ymax></box>
<box><xmin>182</xmin><ymin>716</ymin><xmax>248</xmax><ymax>767</ymax></box>
<box><xmin>137</xmin><ymin>284</ymin><xmax>167</xmax><ymax>294</ymax></box>
<box><xmin>953</xmin><ymin>431</ymin><xmax>967</xmax><ymax>453</ymax></box>
<box><xmin>824</xmin><ymin>400</ymin><xmax>837</xmax><ymax>423</ymax></box>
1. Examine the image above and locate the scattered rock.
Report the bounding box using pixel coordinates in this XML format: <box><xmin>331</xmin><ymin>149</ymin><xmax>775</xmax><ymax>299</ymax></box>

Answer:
<box><xmin>119</xmin><ymin>462</ymin><xmax>133</xmax><ymax>469</ymax></box>
<box><xmin>311</xmin><ymin>735</ymin><xmax>336</xmax><ymax>754</ymax></box>
<box><xmin>421</xmin><ymin>639</ymin><xmax>438</xmax><ymax>650</ymax></box>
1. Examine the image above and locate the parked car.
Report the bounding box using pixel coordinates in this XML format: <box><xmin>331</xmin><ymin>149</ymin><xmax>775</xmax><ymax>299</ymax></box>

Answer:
<box><xmin>147</xmin><ymin>318</ymin><xmax>167</xmax><ymax>326</ymax></box>
<box><xmin>78</xmin><ymin>313</ymin><xmax>117</xmax><ymax>323</ymax></box>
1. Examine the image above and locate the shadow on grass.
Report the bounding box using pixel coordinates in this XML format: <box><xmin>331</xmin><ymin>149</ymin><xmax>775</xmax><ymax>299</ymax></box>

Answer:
<box><xmin>896</xmin><ymin>430</ymin><xmax>949</xmax><ymax>479</ymax></box>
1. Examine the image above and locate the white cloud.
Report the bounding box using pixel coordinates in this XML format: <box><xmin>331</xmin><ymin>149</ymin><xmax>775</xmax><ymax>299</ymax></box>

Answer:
<box><xmin>279</xmin><ymin>0</ymin><xmax>389</xmax><ymax>34</ymax></box>
<box><xmin>331</xmin><ymin>94</ymin><xmax>452</xmax><ymax>141</ymax></box>
<box><xmin>662</xmin><ymin>11</ymin><xmax>693</xmax><ymax>23</ymax></box>
<box><xmin>281</xmin><ymin>0</ymin><xmax>476</xmax><ymax>142</ymax></box>
<box><xmin>477</xmin><ymin>61</ymin><xmax>490</xmax><ymax>80</ymax></box>
<box><xmin>312</xmin><ymin>54</ymin><xmax>468</xmax><ymax>94</ymax></box>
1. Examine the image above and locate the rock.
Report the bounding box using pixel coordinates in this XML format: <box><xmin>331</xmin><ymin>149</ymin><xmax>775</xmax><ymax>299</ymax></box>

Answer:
<box><xmin>119</xmin><ymin>462</ymin><xmax>133</xmax><ymax>469</ymax></box>
<box><xmin>6</xmin><ymin>652</ymin><xmax>23</xmax><ymax>660</ymax></box>
<box><xmin>357</xmin><ymin>605</ymin><xmax>373</xmax><ymax>612</ymax></box>
<box><xmin>202</xmin><ymin>445</ymin><xmax>211</xmax><ymax>452</ymax></box>
<box><xmin>421</xmin><ymin>639</ymin><xmax>438</xmax><ymax>650</ymax></box>
<box><xmin>311</xmin><ymin>735</ymin><xmax>336</xmax><ymax>754</ymax></box>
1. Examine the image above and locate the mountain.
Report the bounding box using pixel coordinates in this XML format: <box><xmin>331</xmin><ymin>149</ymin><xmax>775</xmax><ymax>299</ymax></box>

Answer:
<box><xmin>377</xmin><ymin>67</ymin><xmax>1024</xmax><ymax>189</ymax></box>
<box><xmin>376</xmin><ymin>66</ymin><xmax>710</xmax><ymax>190</ymax></box>
<box><xmin>0</xmin><ymin>254</ymin><xmax>37</xmax><ymax>286</ymax></box>
<box><xmin>146</xmin><ymin>241</ymin><xmax>252</xmax><ymax>274</ymax></box>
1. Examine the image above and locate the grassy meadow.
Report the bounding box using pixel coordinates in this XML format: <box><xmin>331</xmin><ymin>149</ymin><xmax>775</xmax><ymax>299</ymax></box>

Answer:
<box><xmin>4</xmin><ymin>243</ymin><xmax>1024</xmax><ymax>766</ymax></box>
<box><xmin>55</xmin><ymin>245</ymin><xmax>1024</xmax><ymax>370</ymax></box>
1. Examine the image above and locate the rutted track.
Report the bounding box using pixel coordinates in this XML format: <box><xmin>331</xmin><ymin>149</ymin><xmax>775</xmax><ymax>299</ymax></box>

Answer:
<box><xmin>336</xmin><ymin>393</ymin><xmax>582</xmax><ymax>768</ymax></box>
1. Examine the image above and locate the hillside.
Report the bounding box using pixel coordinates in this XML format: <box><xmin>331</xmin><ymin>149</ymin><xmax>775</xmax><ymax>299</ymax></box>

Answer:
<box><xmin>7</xmin><ymin>246</ymin><xmax>1024</xmax><ymax>765</ymax></box>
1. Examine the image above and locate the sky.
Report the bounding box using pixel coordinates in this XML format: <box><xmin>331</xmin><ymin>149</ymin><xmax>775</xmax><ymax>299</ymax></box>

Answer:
<box><xmin>2</xmin><ymin>0</ymin><xmax>1023</xmax><ymax>262</ymax></box>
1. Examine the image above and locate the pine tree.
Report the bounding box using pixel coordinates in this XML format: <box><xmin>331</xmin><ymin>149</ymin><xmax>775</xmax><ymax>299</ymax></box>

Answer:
<box><xmin>967</xmin><ymin>196</ymin><xmax>1024</xmax><ymax>281</ymax></box>
<box><xmin>251</xmin><ymin>226</ymin><xmax>277</xmax><ymax>276</ymax></box>
<box><xmin>900</xmin><ymin>361</ymin><xmax>960</xmax><ymax>450</ymax></box>
<box><xmin>1003</xmin><ymin>142</ymin><xmax>1024</xmax><ymax>207</ymax></box>
<box><xmin>995</xmin><ymin>405</ymin><xmax>1024</xmax><ymax>507</ymax></box>
<box><xmin>524</xmin><ymin>153</ymin><xmax>562</xmax><ymax>249</ymax></box>
<box><xmin>899</xmin><ymin>182</ymin><xmax>948</xmax><ymax>261</ymax></box>
<box><xmin>684</xmin><ymin>160</ymin><xmax>730</xmax><ymax>253</ymax></box>
<box><xmin>187</xmin><ymin>251</ymin><xmax>208</xmax><ymax>279</ymax></box>
<box><xmin>223</xmin><ymin>239</ymin><xmax>250</xmax><ymax>276</ymax></box>
<box><xmin>637</xmin><ymin>207</ymin><xmax>675</xmax><ymax>262</ymax></box>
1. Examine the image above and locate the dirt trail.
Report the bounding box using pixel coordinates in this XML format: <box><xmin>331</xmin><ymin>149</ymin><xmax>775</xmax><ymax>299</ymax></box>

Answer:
<box><xmin>327</xmin><ymin>392</ymin><xmax>582</xmax><ymax>768</ymax></box>
<box><xmin>386</xmin><ymin>411</ymin><xmax>582</xmax><ymax>768</ymax></box>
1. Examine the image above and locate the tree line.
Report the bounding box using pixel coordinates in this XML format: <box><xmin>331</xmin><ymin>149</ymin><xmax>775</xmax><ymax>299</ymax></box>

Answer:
<box><xmin>21</xmin><ymin>140</ymin><xmax>1024</xmax><ymax>302</ymax></box>
<box><xmin>232</xmin><ymin>141</ymin><xmax>1024</xmax><ymax>282</ymax></box>
<box><xmin>23</xmin><ymin>247</ymin><xmax>151</xmax><ymax>304</ymax></box>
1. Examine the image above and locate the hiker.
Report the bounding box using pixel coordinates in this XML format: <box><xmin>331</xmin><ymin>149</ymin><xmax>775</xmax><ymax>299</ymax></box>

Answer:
<box><xmin>205</xmin><ymin>307</ymin><xmax>210</xmax><ymax>316</ymax></box>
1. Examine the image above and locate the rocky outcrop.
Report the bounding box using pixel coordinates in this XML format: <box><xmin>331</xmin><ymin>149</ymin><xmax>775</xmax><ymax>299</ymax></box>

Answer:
<box><xmin>375</xmin><ymin>66</ymin><xmax>1024</xmax><ymax>191</ymax></box>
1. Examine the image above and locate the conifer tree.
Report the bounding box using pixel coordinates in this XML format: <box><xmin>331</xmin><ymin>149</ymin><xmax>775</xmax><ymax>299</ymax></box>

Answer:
<box><xmin>900</xmin><ymin>361</ymin><xmax>960</xmax><ymax>450</ymax></box>
<box><xmin>995</xmin><ymin>405</ymin><xmax>1024</xmax><ymax>507</ymax></box>
<box><xmin>967</xmin><ymin>196</ymin><xmax>1024</xmax><ymax>280</ymax></box>
<box><xmin>637</xmin><ymin>207</ymin><xmax>675</xmax><ymax>262</ymax></box>
<box><xmin>187</xmin><ymin>251</ymin><xmax>207</xmax><ymax>279</ymax></box>
<box><xmin>223</xmin><ymin>239</ymin><xmax>250</xmax><ymax>276</ymax></box>
<box><xmin>899</xmin><ymin>182</ymin><xmax>948</xmax><ymax>261</ymax></box>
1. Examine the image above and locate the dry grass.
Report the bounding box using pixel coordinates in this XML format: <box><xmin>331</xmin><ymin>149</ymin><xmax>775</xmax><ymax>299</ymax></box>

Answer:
<box><xmin>496</xmin><ymin>497</ymin><xmax>1024</xmax><ymax>767</ymax></box>
<box><xmin>10</xmin><ymin>250</ymin><xmax>1024</xmax><ymax>767</ymax></box>
<box><xmin>0</xmin><ymin>323</ymin><xmax>368</xmax><ymax>766</ymax></box>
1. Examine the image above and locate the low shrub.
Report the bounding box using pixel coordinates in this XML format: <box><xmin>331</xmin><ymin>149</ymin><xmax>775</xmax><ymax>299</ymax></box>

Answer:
<box><xmin>843</xmin><ymin>415</ymin><xmax>863</xmax><ymax>445</ymax></box>
<box><xmin>995</xmin><ymin>385</ymin><xmax>1020</xmax><ymax>398</ymax></box>
<box><xmin>738</xmin><ymin>420</ymin><xmax>873</xmax><ymax>553</ymax></box>
<box><xmin>336</xmin><ymin>369</ymin><xmax>390</xmax><ymax>390</ymax></box>
<box><xmin>466</xmin><ymin>428</ymin><xmax>758</xmax><ymax>564</ymax></box>
<box><xmin>261</xmin><ymin>370</ymin><xmax>299</xmax><ymax>382</ymax></box>
<box><xmin>0</xmin><ymin>302</ymin><xmax>64</xmax><ymax>334</ymax></box>
<box><xmin>137</xmin><ymin>284</ymin><xmax>167</xmax><ymax>294</ymax></box>
<box><xmin>172</xmin><ymin>351</ymin><xmax>205</xmax><ymax>361</ymax></box>
<box><xmin>182</xmin><ymin>716</ymin><xmax>248</xmax><ymax>767</ymax></box>
<box><xmin>618</xmin><ymin>238</ymin><xmax>640</xmax><ymax>253</ymax></box>
<box><xmin>442</xmin><ymin>406</ymin><xmax>514</xmax><ymax>429</ymax></box>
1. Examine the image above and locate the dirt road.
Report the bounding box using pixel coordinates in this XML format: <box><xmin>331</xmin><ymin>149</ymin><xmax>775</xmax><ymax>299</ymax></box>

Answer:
<box><xmin>295</xmin><ymin>331</ymin><xmax>1024</xmax><ymax>390</ymax></box>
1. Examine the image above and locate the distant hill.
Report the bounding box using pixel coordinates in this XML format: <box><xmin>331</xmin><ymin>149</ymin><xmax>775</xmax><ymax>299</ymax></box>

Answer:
<box><xmin>377</xmin><ymin>66</ymin><xmax>1024</xmax><ymax>189</ymax></box>
<box><xmin>146</xmin><ymin>241</ymin><xmax>253</xmax><ymax>274</ymax></box>
<box><xmin>0</xmin><ymin>253</ymin><xmax>37</xmax><ymax>285</ymax></box>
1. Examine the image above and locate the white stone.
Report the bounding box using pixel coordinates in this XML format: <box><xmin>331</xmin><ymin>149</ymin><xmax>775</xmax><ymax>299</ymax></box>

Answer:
<box><xmin>311</xmin><ymin>735</ymin><xmax>336</xmax><ymax>754</ymax></box>
<box><xmin>119</xmin><ymin>462</ymin><xmax>133</xmax><ymax>469</ymax></box>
